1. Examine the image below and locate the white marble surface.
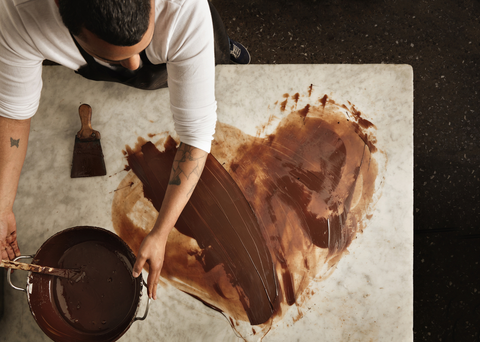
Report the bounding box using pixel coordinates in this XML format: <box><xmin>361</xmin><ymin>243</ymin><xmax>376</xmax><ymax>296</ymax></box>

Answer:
<box><xmin>0</xmin><ymin>64</ymin><xmax>413</xmax><ymax>342</ymax></box>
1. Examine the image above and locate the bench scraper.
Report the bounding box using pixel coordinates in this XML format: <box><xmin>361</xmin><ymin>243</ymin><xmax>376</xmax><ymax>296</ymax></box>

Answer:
<box><xmin>71</xmin><ymin>104</ymin><xmax>107</xmax><ymax>178</ymax></box>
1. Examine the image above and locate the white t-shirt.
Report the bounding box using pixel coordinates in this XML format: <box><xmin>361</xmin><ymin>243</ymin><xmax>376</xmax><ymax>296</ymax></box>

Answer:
<box><xmin>0</xmin><ymin>0</ymin><xmax>216</xmax><ymax>152</ymax></box>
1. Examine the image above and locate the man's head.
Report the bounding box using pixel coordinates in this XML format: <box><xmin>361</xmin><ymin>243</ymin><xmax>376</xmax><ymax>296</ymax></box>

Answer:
<box><xmin>58</xmin><ymin>0</ymin><xmax>151</xmax><ymax>47</ymax></box>
<box><xmin>57</xmin><ymin>0</ymin><xmax>154</xmax><ymax>70</ymax></box>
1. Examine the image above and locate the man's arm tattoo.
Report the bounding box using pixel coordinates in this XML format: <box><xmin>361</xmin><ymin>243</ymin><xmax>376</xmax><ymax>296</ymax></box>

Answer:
<box><xmin>10</xmin><ymin>138</ymin><xmax>20</xmax><ymax>148</ymax></box>
<box><xmin>169</xmin><ymin>143</ymin><xmax>207</xmax><ymax>196</ymax></box>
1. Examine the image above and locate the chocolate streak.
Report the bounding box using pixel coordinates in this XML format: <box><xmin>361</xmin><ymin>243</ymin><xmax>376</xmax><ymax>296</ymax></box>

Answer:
<box><xmin>126</xmin><ymin>139</ymin><xmax>277</xmax><ymax>325</ymax></box>
<box><xmin>216</xmin><ymin>104</ymin><xmax>373</xmax><ymax>309</ymax></box>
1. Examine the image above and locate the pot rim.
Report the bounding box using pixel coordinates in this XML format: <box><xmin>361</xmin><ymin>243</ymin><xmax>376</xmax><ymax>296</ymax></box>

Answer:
<box><xmin>9</xmin><ymin>226</ymin><xmax>149</xmax><ymax>342</ymax></box>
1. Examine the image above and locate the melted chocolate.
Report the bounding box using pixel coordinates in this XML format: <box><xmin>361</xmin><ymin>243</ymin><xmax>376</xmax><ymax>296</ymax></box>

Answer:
<box><xmin>351</xmin><ymin>105</ymin><xmax>376</xmax><ymax>129</ymax></box>
<box><xmin>320</xmin><ymin>94</ymin><xmax>328</xmax><ymax>108</ymax></box>
<box><xmin>112</xmin><ymin>94</ymin><xmax>381</xmax><ymax>332</ymax></box>
<box><xmin>227</xmin><ymin>113</ymin><xmax>365</xmax><ymax>250</ymax></box>
<box><xmin>298</xmin><ymin>104</ymin><xmax>310</xmax><ymax>120</ymax></box>
<box><xmin>292</xmin><ymin>93</ymin><xmax>300</xmax><ymax>104</ymax></box>
<box><xmin>26</xmin><ymin>227</ymin><xmax>142</xmax><ymax>342</ymax></box>
<box><xmin>126</xmin><ymin>140</ymin><xmax>277</xmax><ymax>325</ymax></box>
<box><xmin>55</xmin><ymin>241</ymin><xmax>136</xmax><ymax>333</ymax></box>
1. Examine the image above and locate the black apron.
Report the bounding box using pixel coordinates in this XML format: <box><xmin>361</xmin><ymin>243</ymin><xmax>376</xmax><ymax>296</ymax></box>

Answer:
<box><xmin>72</xmin><ymin>1</ymin><xmax>229</xmax><ymax>90</ymax></box>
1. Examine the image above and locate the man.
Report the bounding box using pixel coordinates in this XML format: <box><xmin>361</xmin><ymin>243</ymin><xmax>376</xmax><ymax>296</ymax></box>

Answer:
<box><xmin>0</xmin><ymin>0</ymin><xmax>250</xmax><ymax>300</ymax></box>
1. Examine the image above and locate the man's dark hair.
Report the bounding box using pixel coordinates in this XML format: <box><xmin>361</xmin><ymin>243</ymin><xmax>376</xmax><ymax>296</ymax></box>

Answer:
<box><xmin>58</xmin><ymin>0</ymin><xmax>151</xmax><ymax>46</ymax></box>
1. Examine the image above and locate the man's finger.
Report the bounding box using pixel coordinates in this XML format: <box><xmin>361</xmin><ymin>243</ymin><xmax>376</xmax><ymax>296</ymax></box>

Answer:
<box><xmin>147</xmin><ymin>270</ymin><xmax>156</xmax><ymax>299</ymax></box>
<box><xmin>1</xmin><ymin>246</ymin><xmax>7</xmax><ymax>260</ymax></box>
<box><xmin>11</xmin><ymin>241</ymin><xmax>20</xmax><ymax>258</ymax></box>
<box><xmin>5</xmin><ymin>244</ymin><xmax>16</xmax><ymax>260</ymax></box>
<box><xmin>5</xmin><ymin>230</ymin><xmax>17</xmax><ymax>245</ymax></box>
<box><xmin>147</xmin><ymin>264</ymin><xmax>162</xmax><ymax>300</ymax></box>
<box><xmin>132</xmin><ymin>255</ymin><xmax>146</xmax><ymax>278</ymax></box>
<box><xmin>4</xmin><ymin>231</ymin><xmax>20</xmax><ymax>260</ymax></box>
<box><xmin>152</xmin><ymin>271</ymin><xmax>159</xmax><ymax>300</ymax></box>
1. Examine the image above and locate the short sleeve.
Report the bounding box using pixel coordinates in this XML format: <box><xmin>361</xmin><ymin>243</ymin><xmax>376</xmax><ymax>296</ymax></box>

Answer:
<box><xmin>165</xmin><ymin>0</ymin><xmax>217</xmax><ymax>153</ymax></box>
<box><xmin>0</xmin><ymin>58</ymin><xmax>43</xmax><ymax>120</ymax></box>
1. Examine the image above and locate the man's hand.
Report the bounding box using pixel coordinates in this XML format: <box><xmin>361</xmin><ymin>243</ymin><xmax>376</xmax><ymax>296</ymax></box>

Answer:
<box><xmin>132</xmin><ymin>230</ymin><xmax>167</xmax><ymax>300</ymax></box>
<box><xmin>0</xmin><ymin>211</ymin><xmax>20</xmax><ymax>260</ymax></box>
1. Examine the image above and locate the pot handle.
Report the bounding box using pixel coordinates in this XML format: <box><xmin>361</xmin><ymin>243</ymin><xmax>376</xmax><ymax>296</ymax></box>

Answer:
<box><xmin>7</xmin><ymin>255</ymin><xmax>35</xmax><ymax>292</ymax></box>
<box><xmin>134</xmin><ymin>280</ymin><xmax>151</xmax><ymax>322</ymax></box>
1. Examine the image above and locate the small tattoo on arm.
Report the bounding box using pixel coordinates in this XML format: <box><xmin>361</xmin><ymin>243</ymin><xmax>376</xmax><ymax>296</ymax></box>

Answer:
<box><xmin>10</xmin><ymin>138</ymin><xmax>20</xmax><ymax>148</ymax></box>
<box><xmin>169</xmin><ymin>143</ymin><xmax>207</xmax><ymax>197</ymax></box>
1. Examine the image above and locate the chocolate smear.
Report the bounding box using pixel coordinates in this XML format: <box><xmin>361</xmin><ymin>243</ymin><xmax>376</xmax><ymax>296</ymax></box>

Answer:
<box><xmin>112</xmin><ymin>92</ymin><xmax>383</xmax><ymax>338</ymax></box>
<box><xmin>320</xmin><ymin>94</ymin><xmax>328</xmax><ymax>108</ymax></box>
<box><xmin>123</xmin><ymin>139</ymin><xmax>277</xmax><ymax>325</ymax></box>
<box><xmin>292</xmin><ymin>93</ymin><xmax>300</xmax><ymax>104</ymax></box>
<box><xmin>298</xmin><ymin>104</ymin><xmax>310</xmax><ymax>121</ymax></box>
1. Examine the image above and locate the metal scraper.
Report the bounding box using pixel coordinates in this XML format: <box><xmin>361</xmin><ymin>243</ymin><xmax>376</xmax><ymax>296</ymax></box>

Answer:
<box><xmin>71</xmin><ymin>104</ymin><xmax>107</xmax><ymax>178</ymax></box>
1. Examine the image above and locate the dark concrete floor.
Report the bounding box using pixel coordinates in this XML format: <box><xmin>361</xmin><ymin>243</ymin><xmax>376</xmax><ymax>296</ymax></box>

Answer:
<box><xmin>211</xmin><ymin>0</ymin><xmax>480</xmax><ymax>341</ymax></box>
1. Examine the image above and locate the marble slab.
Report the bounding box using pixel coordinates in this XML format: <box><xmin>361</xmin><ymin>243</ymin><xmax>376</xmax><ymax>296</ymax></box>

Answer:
<box><xmin>0</xmin><ymin>64</ymin><xmax>413</xmax><ymax>342</ymax></box>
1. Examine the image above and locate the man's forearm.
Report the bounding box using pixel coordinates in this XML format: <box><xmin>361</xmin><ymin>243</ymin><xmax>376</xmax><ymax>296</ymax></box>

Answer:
<box><xmin>151</xmin><ymin>142</ymin><xmax>208</xmax><ymax>239</ymax></box>
<box><xmin>0</xmin><ymin>116</ymin><xmax>30</xmax><ymax>259</ymax></box>
<box><xmin>132</xmin><ymin>142</ymin><xmax>208</xmax><ymax>299</ymax></box>
<box><xmin>0</xmin><ymin>116</ymin><xmax>30</xmax><ymax>214</ymax></box>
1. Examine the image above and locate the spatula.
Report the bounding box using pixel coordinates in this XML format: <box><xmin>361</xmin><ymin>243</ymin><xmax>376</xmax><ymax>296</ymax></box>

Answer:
<box><xmin>0</xmin><ymin>259</ymin><xmax>83</xmax><ymax>281</ymax></box>
<box><xmin>71</xmin><ymin>104</ymin><xmax>107</xmax><ymax>178</ymax></box>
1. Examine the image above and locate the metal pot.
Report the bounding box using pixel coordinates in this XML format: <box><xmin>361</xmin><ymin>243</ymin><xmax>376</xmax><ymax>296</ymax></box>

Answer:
<box><xmin>8</xmin><ymin>226</ymin><xmax>150</xmax><ymax>342</ymax></box>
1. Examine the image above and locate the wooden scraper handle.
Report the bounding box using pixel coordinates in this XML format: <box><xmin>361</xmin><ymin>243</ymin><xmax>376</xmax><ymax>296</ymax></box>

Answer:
<box><xmin>0</xmin><ymin>259</ymin><xmax>81</xmax><ymax>280</ymax></box>
<box><xmin>76</xmin><ymin>104</ymin><xmax>101</xmax><ymax>140</ymax></box>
